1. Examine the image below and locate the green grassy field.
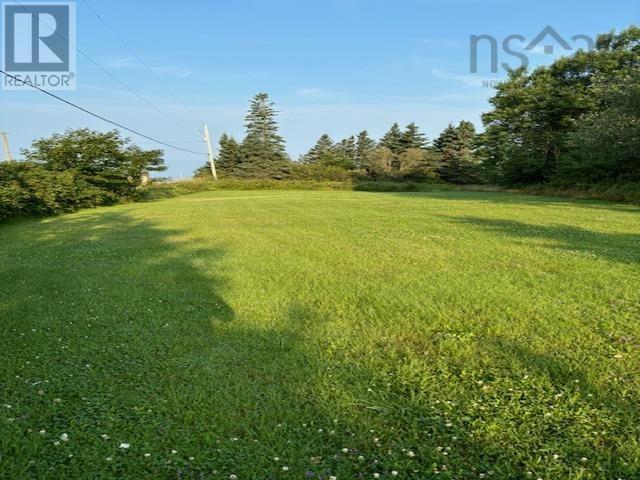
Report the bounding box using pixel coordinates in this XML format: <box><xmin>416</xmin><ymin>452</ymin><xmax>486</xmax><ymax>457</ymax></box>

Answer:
<box><xmin>1</xmin><ymin>190</ymin><xmax>639</xmax><ymax>480</ymax></box>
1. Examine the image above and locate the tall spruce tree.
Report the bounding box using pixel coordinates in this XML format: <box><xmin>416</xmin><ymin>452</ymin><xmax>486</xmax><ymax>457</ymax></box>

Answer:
<box><xmin>302</xmin><ymin>134</ymin><xmax>334</xmax><ymax>164</ymax></box>
<box><xmin>239</xmin><ymin>93</ymin><xmax>290</xmax><ymax>178</ymax></box>
<box><xmin>355</xmin><ymin>131</ymin><xmax>376</xmax><ymax>169</ymax></box>
<box><xmin>379</xmin><ymin>123</ymin><xmax>404</xmax><ymax>154</ymax></box>
<box><xmin>434</xmin><ymin>121</ymin><xmax>479</xmax><ymax>184</ymax></box>
<box><xmin>401</xmin><ymin>123</ymin><xmax>428</xmax><ymax>151</ymax></box>
<box><xmin>334</xmin><ymin>136</ymin><xmax>357</xmax><ymax>168</ymax></box>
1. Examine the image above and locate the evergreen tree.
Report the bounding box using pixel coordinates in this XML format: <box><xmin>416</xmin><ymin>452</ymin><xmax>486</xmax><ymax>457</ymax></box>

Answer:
<box><xmin>301</xmin><ymin>134</ymin><xmax>334</xmax><ymax>164</ymax></box>
<box><xmin>355</xmin><ymin>131</ymin><xmax>376</xmax><ymax>169</ymax></box>
<box><xmin>401</xmin><ymin>123</ymin><xmax>428</xmax><ymax>151</ymax></box>
<box><xmin>239</xmin><ymin>93</ymin><xmax>290</xmax><ymax>178</ymax></box>
<box><xmin>194</xmin><ymin>134</ymin><xmax>243</xmax><ymax>178</ymax></box>
<box><xmin>379</xmin><ymin>123</ymin><xmax>404</xmax><ymax>154</ymax></box>
<box><xmin>217</xmin><ymin>134</ymin><xmax>243</xmax><ymax>176</ymax></box>
<box><xmin>193</xmin><ymin>163</ymin><xmax>211</xmax><ymax>178</ymax></box>
<box><xmin>434</xmin><ymin>121</ymin><xmax>479</xmax><ymax>184</ymax></box>
<box><xmin>334</xmin><ymin>136</ymin><xmax>357</xmax><ymax>169</ymax></box>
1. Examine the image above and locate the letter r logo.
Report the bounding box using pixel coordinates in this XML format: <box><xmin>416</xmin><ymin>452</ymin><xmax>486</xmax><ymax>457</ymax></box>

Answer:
<box><xmin>3</xmin><ymin>3</ymin><xmax>71</xmax><ymax>72</ymax></box>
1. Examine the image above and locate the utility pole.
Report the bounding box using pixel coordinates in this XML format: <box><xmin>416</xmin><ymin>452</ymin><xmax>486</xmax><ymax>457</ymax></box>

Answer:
<box><xmin>1</xmin><ymin>132</ymin><xmax>13</xmax><ymax>162</ymax></box>
<box><xmin>203</xmin><ymin>124</ymin><xmax>218</xmax><ymax>180</ymax></box>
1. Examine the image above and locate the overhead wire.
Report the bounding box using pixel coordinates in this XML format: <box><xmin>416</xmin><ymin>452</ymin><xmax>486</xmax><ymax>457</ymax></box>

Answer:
<box><xmin>11</xmin><ymin>0</ymin><xmax>204</xmax><ymax>139</ymax></box>
<box><xmin>0</xmin><ymin>69</ymin><xmax>207</xmax><ymax>155</ymax></box>
<box><xmin>80</xmin><ymin>0</ymin><xmax>207</xmax><ymax>127</ymax></box>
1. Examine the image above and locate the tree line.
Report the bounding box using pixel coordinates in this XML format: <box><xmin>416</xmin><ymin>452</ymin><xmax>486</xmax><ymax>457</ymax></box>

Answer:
<box><xmin>197</xmin><ymin>26</ymin><xmax>639</xmax><ymax>187</ymax></box>
<box><xmin>196</xmin><ymin>93</ymin><xmax>481</xmax><ymax>184</ymax></box>
<box><xmin>481</xmin><ymin>26</ymin><xmax>640</xmax><ymax>185</ymax></box>
<box><xmin>2</xmin><ymin>26</ymin><xmax>638</xmax><ymax>221</ymax></box>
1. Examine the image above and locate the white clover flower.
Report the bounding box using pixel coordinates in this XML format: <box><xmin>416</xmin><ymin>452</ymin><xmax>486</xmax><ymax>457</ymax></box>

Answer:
<box><xmin>581</xmin><ymin>457</ymin><xmax>588</xmax><ymax>462</ymax></box>
<box><xmin>373</xmin><ymin>474</ymin><xmax>380</xmax><ymax>479</ymax></box>
<box><xmin>229</xmin><ymin>475</ymin><xmax>238</xmax><ymax>480</ymax></box>
<box><xmin>101</xmin><ymin>434</ymin><xmax>110</xmax><ymax>440</ymax></box>
<box><xmin>119</xmin><ymin>443</ymin><xmax>130</xmax><ymax>449</ymax></box>
<box><xmin>274</xmin><ymin>457</ymin><xmax>280</xmax><ymax>461</ymax></box>
<box><xmin>60</xmin><ymin>433</ymin><xmax>69</xmax><ymax>442</ymax></box>
<box><xmin>106</xmin><ymin>457</ymin><xmax>113</xmax><ymax>462</ymax></box>
<box><xmin>342</xmin><ymin>448</ymin><xmax>349</xmax><ymax>453</ymax></box>
<box><xmin>144</xmin><ymin>453</ymin><xmax>151</xmax><ymax>458</ymax></box>
<box><xmin>39</xmin><ymin>429</ymin><xmax>46</xmax><ymax>435</ymax></box>
<box><xmin>171</xmin><ymin>450</ymin><xmax>178</xmax><ymax>454</ymax></box>
<box><xmin>282</xmin><ymin>466</ymin><xmax>289</xmax><ymax>471</ymax></box>
<box><xmin>407</xmin><ymin>450</ymin><xmax>416</xmax><ymax>457</ymax></box>
<box><xmin>392</xmin><ymin>472</ymin><xmax>398</xmax><ymax>476</ymax></box>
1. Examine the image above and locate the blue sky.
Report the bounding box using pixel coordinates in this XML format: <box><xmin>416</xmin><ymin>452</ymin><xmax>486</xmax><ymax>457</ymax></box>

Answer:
<box><xmin>1</xmin><ymin>0</ymin><xmax>636</xmax><ymax>177</ymax></box>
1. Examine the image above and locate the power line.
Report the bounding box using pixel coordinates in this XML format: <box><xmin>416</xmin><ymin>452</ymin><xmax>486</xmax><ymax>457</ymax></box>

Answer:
<box><xmin>11</xmin><ymin>0</ymin><xmax>202</xmax><ymax>139</ymax></box>
<box><xmin>0</xmin><ymin>69</ymin><xmax>206</xmax><ymax>155</ymax></box>
<box><xmin>80</xmin><ymin>0</ymin><xmax>206</xmax><ymax>126</ymax></box>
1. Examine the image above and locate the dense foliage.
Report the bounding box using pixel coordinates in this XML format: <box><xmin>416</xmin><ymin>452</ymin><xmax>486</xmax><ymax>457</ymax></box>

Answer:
<box><xmin>0</xmin><ymin>129</ymin><xmax>165</xmax><ymax>220</ymax></box>
<box><xmin>481</xmin><ymin>26</ymin><xmax>640</xmax><ymax>185</ymax></box>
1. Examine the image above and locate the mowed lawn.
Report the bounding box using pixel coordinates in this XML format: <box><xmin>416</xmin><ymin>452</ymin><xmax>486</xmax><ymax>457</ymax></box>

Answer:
<box><xmin>1</xmin><ymin>190</ymin><xmax>639</xmax><ymax>480</ymax></box>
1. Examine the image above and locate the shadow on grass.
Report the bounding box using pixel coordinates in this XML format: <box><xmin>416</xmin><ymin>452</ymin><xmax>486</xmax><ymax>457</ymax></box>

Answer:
<box><xmin>389</xmin><ymin>190</ymin><xmax>640</xmax><ymax>212</ymax></box>
<box><xmin>482</xmin><ymin>336</ymin><xmax>639</xmax><ymax>414</ymax></box>
<box><xmin>0</xmin><ymin>212</ymin><xmax>238</xmax><ymax>477</ymax></box>
<box><xmin>1</xmin><ymin>210</ymin><xmax>638</xmax><ymax>478</ymax></box>
<box><xmin>445</xmin><ymin>215</ymin><xmax>640</xmax><ymax>265</ymax></box>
